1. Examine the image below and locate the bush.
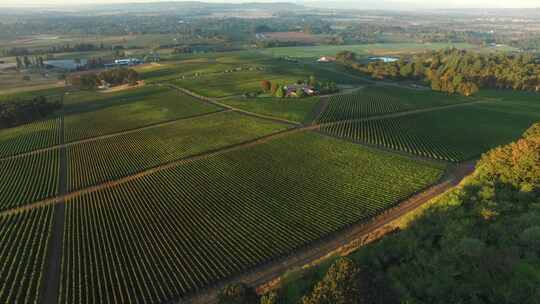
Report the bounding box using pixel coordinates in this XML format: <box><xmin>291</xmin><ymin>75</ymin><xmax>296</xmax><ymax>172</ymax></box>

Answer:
<box><xmin>301</xmin><ymin>258</ymin><xmax>362</xmax><ymax>304</ymax></box>
<box><xmin>218</xmin><ymin>283</ymin><xmax>259</xmax><ymax>304</ymax></box>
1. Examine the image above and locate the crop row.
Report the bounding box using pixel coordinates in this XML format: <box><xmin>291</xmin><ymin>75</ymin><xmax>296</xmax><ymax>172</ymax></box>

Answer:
<box><xmin>0</xmin><ymin>206</ymin><xmax>53</xmax><ymax>303</ymax></box>
<box><xmin>318</xmin><ymin>92</ymin><xmax>403</xmax><ymax>123</ymax></box>
<box><xmin>0</xmin><ymin>149</ymin><xmax>60</xmax><ymax>210</ymax></box>
<box><xmin>64</xmin><ymin>89</ymin><xmax>220</xmax><ymax>142</ymax></box>
<box><xmin>67</xmin><ymin>111</ymin><xmax>289</xmax><ymax>191</ymax></box>
<box><xmin>0</xmin><ymin>118</ymin><xmax>61</xmax><ymax>158</ymax></box>
<box><xmin>60</xmin><ymin>132</ymin><xmax>444</xmax><ymax>303</ymax></box>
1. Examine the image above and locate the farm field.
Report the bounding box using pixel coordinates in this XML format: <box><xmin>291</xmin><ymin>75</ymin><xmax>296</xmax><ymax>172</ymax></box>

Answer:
<box><xmin>0</xmin><ymin>118</ymin><xmax>61</xmax><ymax>158</ymax></box>
<box><xmin>60</xmin><ymin>131</ymin><xmax>444</xmax><ymax>303</ymax></box>
<box><xmin>220</xmin><ymin>96</ymin><xmax>320</xmax><ymax>124</ymax></box>
<box><xmin>0</xmin><ymin>149</ymin><xmax>60</xmax><ymax>210</ymax></box>
<box><xmin>67</xmin><ymin>111</ymin><xmax>289</xmax><ymax>191</ymax></box>
<box><xmin>0</xmin><ymin>206</ymin><xmax>53</xmax><ymax>303</ymax></box>
<box><xmin>321</xmin><ymin>102</ymin><xmax>540</xmax><ymax>162</ymax></box>
<box><xmin>260</xmin><ymin>42</ymin><xmax>478</xmax><ymax>58</ymax></box>
<box><xmin>317</xmin><ymin>86</ymin><xmax>474</xmax><ymax>123</ymax></box>
<box><xmin>64</xmin><ymin>87</ymin><xmax>220</xmax><ymax>141</ymax></box>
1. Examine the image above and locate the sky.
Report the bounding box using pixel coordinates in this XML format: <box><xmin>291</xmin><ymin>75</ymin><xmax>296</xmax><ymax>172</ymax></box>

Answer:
<box><xmin>0</xmin><ymin>0</ymin><xmax>538</xmax><ymax>9</ymax></box>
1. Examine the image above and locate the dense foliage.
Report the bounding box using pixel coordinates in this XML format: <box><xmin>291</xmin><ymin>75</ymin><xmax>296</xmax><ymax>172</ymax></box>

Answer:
<box><xmin>0</xmin><ymin>96</ymin><xmax>61</xmax><ymax>129</ymax></box>
<box><xmin>67</xmin><ymin>68</ymin><xmax>139</xmax><ymax>90</ymax></box>
<box><xmin>343</xmin><ymin>49</ymin><xmax>540</xmax><ymax>95</ymax></box>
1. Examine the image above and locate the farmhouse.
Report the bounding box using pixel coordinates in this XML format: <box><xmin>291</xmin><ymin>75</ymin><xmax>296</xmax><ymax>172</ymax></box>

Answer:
<box><xmin>317</xmin><ymin>56</ymin><xmax>336</xmax><ymax>63</ymax></box>
<box><xmin>284</xmin><ymin>84</ymin><xmax>316</xmax><ymax>97</ymax></box>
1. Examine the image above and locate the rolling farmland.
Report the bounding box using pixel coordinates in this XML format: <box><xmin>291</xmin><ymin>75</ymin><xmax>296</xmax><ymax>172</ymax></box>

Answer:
<box><xmin>64</xmin><ymin>88</ymin><xmax>221</xmax><ymax>142</ymax></box>
<box><xmin>60</xmin><ymin>132</ymin><xmax>444</xmax><ymax>303</ymax></box>
<box><xmin>318</xmin><ymin>86</ymin><xmax>472</xmax><ymax>123</ymax></box>
<box><xmin>321</xmin><ymin>103</ymin><xmax>540</xmax><ymax>161</ymax></box>
<box><xmin>0</xmin><ymin>149</ymin><xmax>60</xmax><ymax>210</ymax></box>
<box><xmin>67</xmin><ymin>111</ymin><xmax>290</xmax><ymax>191</ymax></box>
<box><xmin>0</xmin><ymin>118</ymin><xmax>61</xmax><ymax>158</ymax></box>
<box><xmin>0</xmin><ymin>207</ymin><xmax>54</xmax><ymax>303</ymax></box>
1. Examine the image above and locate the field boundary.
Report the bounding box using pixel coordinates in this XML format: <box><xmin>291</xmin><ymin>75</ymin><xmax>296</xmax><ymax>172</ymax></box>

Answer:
<box><xmin>179</xmin><ymin>160</ymin><xmax>476</xmax><ymax>304</ymax></box>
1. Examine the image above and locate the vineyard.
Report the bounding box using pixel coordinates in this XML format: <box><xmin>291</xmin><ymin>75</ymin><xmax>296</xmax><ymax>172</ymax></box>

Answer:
<box><xmin>320</xmin><ymin>104</ymin><xmax>540</xmax><ymax>161</ymax></box>
<box><xmin>0</xmin><ymin>117</ymin><xmax>61</xmax><ymax>158</ymax></box>
<box><xmin>60</xmin><ymin>132</ymin><xmax>444</xmax><ymax>303</ymax></box>
<box><xmin>67</xmin><ymin>111</ymin><xmax>289</xmax><ymax>191</ymax></box>
<box><xmin>64</xmin><ymin>88</ymin><xmax>220</xmax><ymax>142</ymax></box>
<box><xmin>0</xmin><ymin>149</ymin><xmax>60</xmax><ymax>210</ymax></box>
<box><xmin>221</xmin><ymin>96</ymin><xmax>320</xmax><ymax>124</ymax></box>
<box><xmin>318</xmin><ymin>86</ymin><xmax>472</xmax><ymax>124</ymax></box>
<box><xmin>0</xmin><ymin>207</ymin><xmax>53</xmax><ymax>303</ymax></box>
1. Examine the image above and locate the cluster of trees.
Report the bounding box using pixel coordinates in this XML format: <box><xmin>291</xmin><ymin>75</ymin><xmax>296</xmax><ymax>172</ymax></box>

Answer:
<box><xmin>340</xmin><ymin>48</ymin><xmax>540</xmax><ymax>96</ymax></box>
<box><xmin>259</xmin><ymin>76</ymin><xmax>338</xmax><ymax>98</ymax></box>
<box><xmin>15</xmin><ymin>56</ymin><xmax>46</xmax><ymax>70</ymax></box>
<box><xmin>2</xmin><ymin>43</ymin><xmax>105</xmax><ymax>57</ymax></box>
<box><xmin>0</xmin><ymin>96</ymin><xmax>61</xmax><ymax>129</ymax></box>
<box><xmin>219</xmin><ymin>122</ymin><xmax>540</xmax><ymax>303</ymax></box>
<box><xmin>67</xmin><ymin>68</ymin><xmax>139</xmax><ymax>90</ymax></box>
<box><xmin>218</xmin><ymin>258</ymin><xmax>363</xmax><ymax>304</ymax></box>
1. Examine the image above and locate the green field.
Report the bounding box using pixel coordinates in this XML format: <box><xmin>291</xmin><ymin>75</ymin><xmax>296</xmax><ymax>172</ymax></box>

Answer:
<box><xmin>0</xmin><ymin>207</ymin><xmax>53</xmax><ymax>303</ymax></box>
<box><xmin>60</xmin><ymin>131</ymin><xmax>444</xmax><ymax>303</ymax></box>
<box><xmin>0</xmin><ymin>150</ymin><xmax>60</xmax><ymax>210</ymax></box>
<box><xmin>64</xmin><ymin>88</ymin><xmax>220</xmax><ymax>141</ymax></box>
<box><xmin>0</xmin><ymin>118</ymin><xmax>61</xmax><ymax>158</ymax></box>
<box><xmin>321</xmin><ymin>101</ymin><xmax>540</xmax><ymax>161</ymax></box>
<box><xmin>221</xmin><ymin>96</ymin><xmax>321</xmax><ymax>124</ymax></box>
<box><xmin>260</xmin><ymin>43</ymin><xmax>478</xmax><ymax>58</ymax></box>
<box><xmin>318</xmin><ymin>86</ymin><xmax>473</xmax><ymax>123</ymax></box>
<box><xmin>67</xmin><ymin>111</ymin><xmax>289</xmax><ymax>191</ymax></box>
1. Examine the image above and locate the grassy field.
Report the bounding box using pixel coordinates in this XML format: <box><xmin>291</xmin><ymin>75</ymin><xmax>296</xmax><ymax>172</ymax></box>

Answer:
<box><xmin>64</xmin><ymin>87</ymin><xmax>221</xmax><ymax>141</ymax></box>
<box><xmin>321</xmin><ymin>99</ymin><xmax>540</xmax><ymax>161</ymax></box>
<box><xmin>221</xmin><ymin>96</ymin><xmax>321</xmax><ymax>124</ymax></box>
<box><xmin>260</xmin><ymin>43</ymin><xmax>478</xmax><ymax>58</ymax></box>
<box><xmin>318</xmin><ymin>86</ymin><xmax>474</xmax><ymax>123</ymax></box>
<box><xmin>0</xmin><ymin>118</ymin><xmax>62</xmax><ymax>158</ymax></box>
<box><xmin>0</xmin><ymin>207</ymin><xmax>53</xmax><ymax>303</ymax></box>
<box><xmin>61</xmin><ymin>131</ymin><xmax>444</xmax><ymax>303</ymax></box>
<box><xmin>67</xmin><ymin>111</ymin><xmax>289</xmax><ymax>191</ymax></box>
<box><xmin>0</xmin><ymin>149</ymin><xmax>60</xmax><ymax>210</ymax></box>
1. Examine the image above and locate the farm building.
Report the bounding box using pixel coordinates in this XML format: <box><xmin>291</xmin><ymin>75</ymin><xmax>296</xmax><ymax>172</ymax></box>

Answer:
<box><xmin>284</xmin><ymin>84</ymin><xmax>316</xmax><ymax>97</ymax></box>
<box><xmin>44</xmin><ymin>59</ymin><xmax>88</xmax><ymax>71</ymax></box>
<box><xmin>114</xmin><ymin>58</ymin><xmax>141</xmax><ymax>66</ymax></box>
<box><xmin>368</xmin><ymin>56</ymin><xmax>399</xmax><ymax>63</ymax></box>
<box><xmin>317</xmin><ymin>56</ymin><xmax>336</xmax><ymax>63</ymax></box>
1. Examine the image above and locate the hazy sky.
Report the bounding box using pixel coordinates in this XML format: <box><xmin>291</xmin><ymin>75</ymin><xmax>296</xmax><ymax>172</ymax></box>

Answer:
<box><xmin>0</xmin><ymin>0</ymin><xmax>539</xmax><ymax>9</ymax></box>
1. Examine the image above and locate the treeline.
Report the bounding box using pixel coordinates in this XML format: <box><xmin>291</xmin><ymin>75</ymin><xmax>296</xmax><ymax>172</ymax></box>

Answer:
<box><xmin>67</xmin><ymin>68</ymin><xmax>139</xmax><ymax>90</ymax></box>
<box><xmin>339</xmin><ymin>49</ymin><xmax>540</xmax><ymax>96</ymax></box>
<box><xmin>0</xmin><ymin>96</ymin><xmax>61</xmax><ymax>129</ymax></box>
<box><xmin>218</xmin><ymin>122</ymin><xmax>540</xmax><ymax>303</ymax></box>
<box><xmin>2</xmin><ymin>43</ymin><xmax>105</xmax><ymax>57</ymax></box>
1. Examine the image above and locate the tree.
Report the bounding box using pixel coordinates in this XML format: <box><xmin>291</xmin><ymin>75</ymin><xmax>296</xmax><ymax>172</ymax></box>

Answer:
<box><xmin>336</xmin><ymin>51</ymin><xmax>356</xmax><ymax>63</ymax></box>
<box><xmin>15</xmin><ymin>57</ymin><xmax>22</xmax><ymax>70</ymax></box>
<box><xmin>23</xmin><ymin>56</ymin><xmax>31</xmax><ymax>69</ymax></box>
<box><xmin>261</xmin><ymin>80</ymin><xmax>272</xmax><ymax>92</ymax></box>
<box><xmin>301</xmin><ymin>258</ymin><xmax>363</xmax><ymax>304</ymax></box>
<box><xmin>217</xmin><ymin>283</ymin><xmax>259</xmax><ymax>304</ymax></box>
<box><xmin>260</xmin><ymin>292</ymin><xmax>279</xmax><ymax>304</ymax></box>
<box><xmin>308</xmin><ymin>75</ymin><xmax>317</xmax><ymax>87</ymax></box>
<box><xmin>274</xmin><ymin>84</ymin><xmax>285</xmax><ymax>98</ymax></box>
<box><xmin>270</xmin><ymin>82</ymin><xmax>280</xmax><ymax>95</ymax></box>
